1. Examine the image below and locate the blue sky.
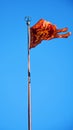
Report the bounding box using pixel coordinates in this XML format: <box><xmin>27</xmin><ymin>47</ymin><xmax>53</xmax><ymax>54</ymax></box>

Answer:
<box><xmin>0</xmin><ymin>0</ymin><xmax>73</xmax><ymax>130</ymax></box>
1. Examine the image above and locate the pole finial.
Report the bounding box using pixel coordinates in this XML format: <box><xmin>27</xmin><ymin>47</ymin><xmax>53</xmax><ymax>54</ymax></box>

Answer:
<box><xmin>25</xmin><ymin>16</ymin><xmax>31</xmax><ymax>25</ymax></box>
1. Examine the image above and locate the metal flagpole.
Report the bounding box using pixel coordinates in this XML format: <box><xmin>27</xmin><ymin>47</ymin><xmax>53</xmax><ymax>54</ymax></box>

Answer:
<box><xmin>25</xmin><ymin>16</ymin><xmax>32</xmax><ymax>130</ymax></box>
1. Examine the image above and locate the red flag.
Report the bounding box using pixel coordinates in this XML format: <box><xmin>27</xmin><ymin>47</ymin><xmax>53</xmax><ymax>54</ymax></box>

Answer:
<box><xmin>30</xmin><ymin>19</ymin><xmax>71</xmax><ymax>49</ymax></box>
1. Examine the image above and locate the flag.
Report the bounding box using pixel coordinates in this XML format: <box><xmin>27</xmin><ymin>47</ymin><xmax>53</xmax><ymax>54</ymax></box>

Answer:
<box><xmin>30</xmin><ymin>19</ymin><xmax>71</xmax><ymax>49</ymax></box>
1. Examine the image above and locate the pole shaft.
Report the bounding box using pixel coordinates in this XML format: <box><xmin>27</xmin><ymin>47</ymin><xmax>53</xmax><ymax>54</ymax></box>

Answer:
<box><xmin>27</xmin><ymin>18</ymin><xmax>32</xmax><ymax>130</ymax></box>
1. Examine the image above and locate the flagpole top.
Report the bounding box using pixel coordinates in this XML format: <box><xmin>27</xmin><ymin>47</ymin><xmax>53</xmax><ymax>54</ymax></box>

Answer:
<box><xmin>25</xmin><ymin>16</ymin><xmax>31</xmax><ymax>25</ymax></box>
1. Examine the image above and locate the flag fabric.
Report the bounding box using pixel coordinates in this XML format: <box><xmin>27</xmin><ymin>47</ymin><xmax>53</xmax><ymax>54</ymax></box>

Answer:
<box><xmin>30</xmin><ymin>19</ymin><xmax>71</xmax><ymax>49</ymax></box>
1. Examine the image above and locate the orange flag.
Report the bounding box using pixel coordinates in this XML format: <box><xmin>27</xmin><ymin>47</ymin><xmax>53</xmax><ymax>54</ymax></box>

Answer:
<box><xmin>30</xmin><ymin>19</ymin><xmax>71</xmax><ymax>49</ymax></box>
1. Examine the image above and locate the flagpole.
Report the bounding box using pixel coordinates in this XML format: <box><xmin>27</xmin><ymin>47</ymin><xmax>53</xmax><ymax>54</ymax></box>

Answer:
<box><xmin>25</xmin><ymin>16</ymin><xmax>32</xmax><ymax>130</ymax></box>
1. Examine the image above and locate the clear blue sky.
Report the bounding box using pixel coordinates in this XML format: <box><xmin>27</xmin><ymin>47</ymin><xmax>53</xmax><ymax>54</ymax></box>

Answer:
<box><xmin>0</xmin><ymin>0</ymin><xmax>73</xmax><ymax>130</ymax></box>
